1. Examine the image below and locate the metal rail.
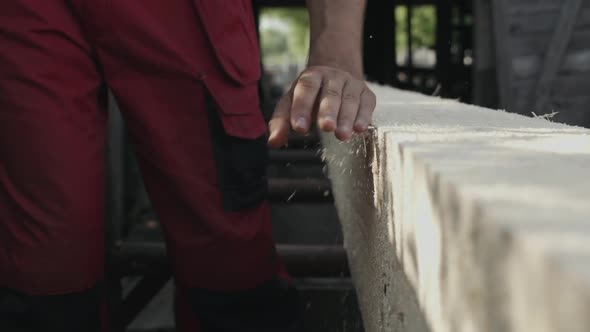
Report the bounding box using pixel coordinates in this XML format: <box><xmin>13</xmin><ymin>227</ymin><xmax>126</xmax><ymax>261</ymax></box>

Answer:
<box><xmin>267</xmin><ymin>178</ymin><xmax>332</xmax><ymax>203</ymax></box>
<box><xmin>111</xmin><ymin>242</ymin><xmax>349</xmax><ymax>278</ymax></box>
<box><xmin>269</xmin><ymin>149</ymin><xmax>323</xmax><ymax>164</ymax></box>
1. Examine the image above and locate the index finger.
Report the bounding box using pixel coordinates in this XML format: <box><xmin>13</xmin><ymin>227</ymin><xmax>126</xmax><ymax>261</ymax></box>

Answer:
<box><xmin>268</xmin><ymin>92</ymin><xmax>292</xmax><ymax>148</ymax></box>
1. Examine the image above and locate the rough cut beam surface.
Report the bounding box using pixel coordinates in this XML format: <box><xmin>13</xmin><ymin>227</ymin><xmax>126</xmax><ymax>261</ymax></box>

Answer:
<box><xmin>321</xmin><ymin>85</ymin><xmax>590</xmax><ymax>332</ymax></box>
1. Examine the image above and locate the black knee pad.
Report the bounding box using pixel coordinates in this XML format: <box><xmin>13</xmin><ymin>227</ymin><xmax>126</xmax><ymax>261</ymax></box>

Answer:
<box><xmin>186</xmin><ymin>277</ymin><xmax>304</xmax><ymax>332</ymax></box>
<box><xmin>0</xmin><ymin>288</ymin><xmax>31</xmax><ymax>332</ymax></box>
<box><xmin>0</xmin><ymin>287</ymin><xmax>101</xmax><ymax>332</ymax></box>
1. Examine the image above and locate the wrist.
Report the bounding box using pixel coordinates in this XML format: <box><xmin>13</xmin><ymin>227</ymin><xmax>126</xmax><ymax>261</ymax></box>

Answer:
<box><xmin>307</xmin><ymin>33</ymin><xmax>364</xmax><ymax>79</ymax></box>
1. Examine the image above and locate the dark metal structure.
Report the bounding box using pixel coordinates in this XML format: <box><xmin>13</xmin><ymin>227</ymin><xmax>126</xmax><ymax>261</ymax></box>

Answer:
<box><xmin>364</xmin><ymin>0</ymin><xmax>474</xmax><ymax>102</ymax></box>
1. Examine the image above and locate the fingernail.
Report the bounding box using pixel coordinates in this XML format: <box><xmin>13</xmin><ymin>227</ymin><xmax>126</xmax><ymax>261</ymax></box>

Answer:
<box><xmin>355</xmin><ymin>121</ymin><xmax>368</xmax><ymax>131</ymax></box>
<box><xmin>321</xmin><ymin>117</ymin><xmax>336</xmax><ymax>130</ymax></box>
<box><xmin>296</xmin><ymin>117</ymin><xmax>307</xmax><ymax>130</ymax></box>
<box><xmin>338</xmin><ymin>126</ymin><xmax>352</xmax><ymax>140</ymax></box>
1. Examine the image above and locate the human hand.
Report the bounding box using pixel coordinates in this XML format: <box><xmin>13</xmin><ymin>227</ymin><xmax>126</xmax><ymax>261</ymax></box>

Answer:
<box><xmin>267</xmin><ymin>65</ymin><xmax>376</xmax><ymax>148</ymax></box>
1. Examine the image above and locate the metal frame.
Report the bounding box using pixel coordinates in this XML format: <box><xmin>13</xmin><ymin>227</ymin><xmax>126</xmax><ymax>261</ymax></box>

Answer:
<box><xmin>111</xmin><ymin>242</ymin><xmax>349</xmax><ymax>279</ymax></box>
<box><xmin>362</xmin><ymin>0</ymin><xmax>473</xmax><ymax>102</ymax></box>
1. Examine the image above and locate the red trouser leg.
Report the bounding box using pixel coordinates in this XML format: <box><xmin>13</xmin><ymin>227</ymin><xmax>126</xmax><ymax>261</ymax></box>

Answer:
<box><xmin>0</xmin><ymin>0</ymin><xmax>301</xmax><ymax>330</ymax></box>
<box><xmin>83</xmin><ymin>0</ymin><xmax>293</xmax><ymax>293</ymax></box>
<box><xmin>0</xmin><ymin>1</ymin><xmax>105</xmax><ymax>331</ymax></box>
<box><xmin>0</xmin><ymin>1</ymin><xmax>106</xmax><ymax>297</ymax></box>
<box><xmin>87</xmin><ymin>0</ymin><xmax>302</xmax><ymax>325</ymax></box>
<box><xmin>109</xmin><ymin>81</ymin><xmax>300</xmax><ymax>332</ymax></box>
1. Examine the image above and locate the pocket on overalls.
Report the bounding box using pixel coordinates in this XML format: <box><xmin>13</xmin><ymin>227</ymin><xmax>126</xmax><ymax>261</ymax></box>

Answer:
<box><xmin>205</xmin><ymin>91</ymin><xmax>269</xmax><ymax>212</ymax></box>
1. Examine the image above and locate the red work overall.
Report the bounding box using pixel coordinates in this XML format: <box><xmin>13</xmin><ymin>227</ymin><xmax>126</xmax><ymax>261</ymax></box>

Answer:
<box><xmin>0</xmin><ymin>1</ymin><xmax>299</xmax><ymax>331</ymax></box>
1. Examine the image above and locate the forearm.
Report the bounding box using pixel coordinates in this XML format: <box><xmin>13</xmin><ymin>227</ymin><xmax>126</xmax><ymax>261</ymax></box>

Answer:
<box><xmin>269</xmin><ymin>0</ymin><xmax>376</xmax><ymax>147</ymax></box>
<box><xmin>306</xmin><ymin>0</ymin><xmax>367</xmax><ymax>78</ymax></box>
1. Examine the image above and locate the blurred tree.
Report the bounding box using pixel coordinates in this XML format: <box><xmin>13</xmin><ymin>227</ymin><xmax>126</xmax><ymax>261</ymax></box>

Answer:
<box><xmin>396</xmin><ymin>5</ymin><xmax>436</xmax><ymax>51</ymax></box>
<box><xmin>260</xmin><ymin>8</ymin><xmax>310</xmax><ymax>64</ymax></box>
<box><xmin>261</xmin><ymin>28</ymin><xmax>289</xmax><ymax>57</ymax></box>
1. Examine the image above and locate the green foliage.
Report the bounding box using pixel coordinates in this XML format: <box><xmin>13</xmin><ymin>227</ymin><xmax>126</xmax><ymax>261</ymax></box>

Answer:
<box><xmin>260</xmin><ymin>28</ymin><xmax>289</xmax><ymax>56</ymax></box>
<box><xmin>396</xmin><ymin>5</ymin><xmax>436</xmax><ymax>51</ymax></box>
<box><xmin>260</xmin><ymin>8</ymin><xmax>310</xmax><ymax>64</ymax></box>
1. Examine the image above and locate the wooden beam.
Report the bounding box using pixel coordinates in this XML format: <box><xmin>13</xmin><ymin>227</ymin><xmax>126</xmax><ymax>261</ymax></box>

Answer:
<box><xmin>533</xmin><ymin>0</ymin><xmax>584</xmax><ymax>114</ymax></box>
